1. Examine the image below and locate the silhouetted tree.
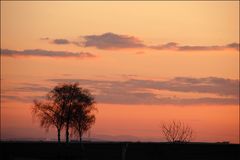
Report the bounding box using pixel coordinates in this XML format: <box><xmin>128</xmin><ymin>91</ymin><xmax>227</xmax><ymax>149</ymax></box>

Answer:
<box><xmin>49</xmin><ymin>83</ymin><xmax>95</xmax><ymax>143</ymax></box>
<box><xmin>33</xmin><ymin>83</ymin><xmax>96</xmax><ymax>143</ymax></box>
<box><xmin>32</xmin><ymin>100</ymin><xmax>65</xmax><ymax>143</ymax></box>
<box><xmin>161</xmin><ymin>121</ymin><xmax>193</xmax><ymax>143</ymax></box>
<box><xmin>71</xmin><ymin>104</ymin><xmax>96</xmax><ymax>143</ymax></box>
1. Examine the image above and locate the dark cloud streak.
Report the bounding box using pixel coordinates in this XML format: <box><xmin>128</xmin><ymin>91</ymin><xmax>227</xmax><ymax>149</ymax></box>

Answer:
<box><xmin>150</xmin><ymin>42</ymin><xmax>239</xmax><ymax>51</ymax></box>
<box><xmin>1</xmin><ymin>49</ymin><xmax>95</xmax><ymax>58</ymax></box>
<box><xmin>52</xmin><ymin>39</ymin><xmax>70</xmax><ymax>45</ymax></box>
<box><xmin>82</xmin><ymin>32</ymin><xmax>145</xmax><ymax>49</ymax></box>
<box><xmin>45</xmin><ymin>33</ymin><xmax>239</xmax><ymax>52</ymax></box>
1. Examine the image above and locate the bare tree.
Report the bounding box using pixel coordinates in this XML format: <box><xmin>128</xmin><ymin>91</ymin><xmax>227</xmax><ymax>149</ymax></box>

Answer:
<box><xmin>161</xmin><ymin>121</ymin><xmax>193</xmax><ymax>143</ymax></box>
<box><xmin>71</xmin><ymin>89</ymin><xmax>96</xmax><ymax>143</ymax></box>
<box><xmin>32</xmin><ymin>100</ymin><xmax>65</xmax><ymax>143</ymax></box>
<box><xmin>72</xmin><ymin>109</ymin><xmax>95</xmax><ymax>143</ymax></box>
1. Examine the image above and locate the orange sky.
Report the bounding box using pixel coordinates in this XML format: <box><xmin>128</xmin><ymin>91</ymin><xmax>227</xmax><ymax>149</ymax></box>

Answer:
<box><xmin>1</xmin><ymin>1</ymin><xmax>239</xmax><ymax>143</ymax></box>
<box><xmin>1</xmin><ymin>102</ymin><xmax>239</xmax><ymax>143</ymax></box>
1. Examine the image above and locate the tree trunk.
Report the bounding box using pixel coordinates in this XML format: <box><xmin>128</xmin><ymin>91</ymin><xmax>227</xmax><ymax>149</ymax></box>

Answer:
<box><xmin>79</xmin><ymin>129</ymin><xmax>82</xmax><ymax>143</ymax></box>
<box><xmin>79</xmin><ymin>133</ymin><xmax>82</xmax><ymax>143</ymax></box>
<box><xmin>57</xmin><ymin>128</ymin><xmax>61</xmax><ymax>143</ymax></box>
<box><xmin>65</xmin><ymin>106</ymin><xmax>71</xmax><ymax>143</ymax></box>
<box><xmin>79</xmin><ymin>131</ymin><xmax>84</xmax><ymax>152</ymax></box>
<box><xmin>66</xmin><ymin>123</ymin><xmax>69</xmax><ymax>143</ymax></box>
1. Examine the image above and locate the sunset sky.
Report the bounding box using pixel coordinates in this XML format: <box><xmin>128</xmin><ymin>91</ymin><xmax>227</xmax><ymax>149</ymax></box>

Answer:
<box><xmin>1</xmin><ymin>1</ymin><xmax>239</xmax><ymax>143</ymax></box>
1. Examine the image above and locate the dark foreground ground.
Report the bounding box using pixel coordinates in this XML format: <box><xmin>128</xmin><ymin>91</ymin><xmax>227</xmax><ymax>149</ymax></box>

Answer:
<box><xmin>1</xmin><ymin>141</ymin><xmax>239</xmax><ymax>160</ymax></box>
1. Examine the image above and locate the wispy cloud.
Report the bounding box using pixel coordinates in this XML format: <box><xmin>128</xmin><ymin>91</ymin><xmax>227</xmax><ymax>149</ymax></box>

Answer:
<box><xmin>1</xmin><ymin>95</ymin><xmax>45</xmax><ymax>103</ymax></box>
<box><xmin>44</xmin><ymin>33</ymin><xmax>145</xmax><ymax>49</ymax></box>
<box><xmin>2</xmin><ymin>76</ymin><xmax>238</xmax><ymax>105</ymax></box>
<box><xmin>49</xmin><ymin>77</ymin><xmax>239</xmax><ymax>96</ymax></box>
<box><xmin>226</xmin><ymin>43</ymin><xmax>240</xmax><ymax>50</ymax></box>
<box><xmin>1</xmin><ymin>49</ymin><xmax>95</xmax><ymax>58</ymax></box>
<box><xmin>46</xmin><ymin>77</ymin><xmax>239</xmax><ymax>105</ymax></box>
<box><xmin>150</xmin><ymin>42</ymin><xmax>239</xmax><ymax>51</ymax></box>
<box><xmin>15</xmin><ymin>86</ymin><xmax>50</xmax><ymax>92</ymax></box>
<box><xmin>48</xmin><ymin>32</ymin><xmax>239</xmax><ymax>52</ymax></box>
<box><xmin>82</xmin><ymin>32</ymin><xmax>145</xmax><ymax>49</ymax></box>
<box><xmin>40</xmin><ymin>37</ymin><xmax>49</xmax><ymax>40</ymax></box>
<box><xmin>52</xmin><ymin>39</ymin><xmax>70</xmax><ymax>45</ymax></box>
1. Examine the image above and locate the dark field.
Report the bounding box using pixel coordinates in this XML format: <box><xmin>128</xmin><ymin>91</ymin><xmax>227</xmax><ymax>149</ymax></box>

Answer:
<box><xmin>1</xmin><ymin>141</ymin><xmax>239</xmax><ymax>160</ymax></box>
